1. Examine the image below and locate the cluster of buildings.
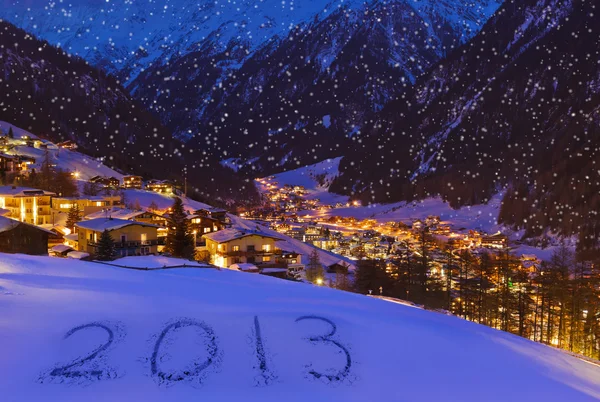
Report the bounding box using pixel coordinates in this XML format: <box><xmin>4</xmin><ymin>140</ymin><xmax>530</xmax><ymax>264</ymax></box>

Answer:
<box><xmin>0</xmin><ymin>184</ymin><xmax>311</xmax><ymax>278</ymax></box>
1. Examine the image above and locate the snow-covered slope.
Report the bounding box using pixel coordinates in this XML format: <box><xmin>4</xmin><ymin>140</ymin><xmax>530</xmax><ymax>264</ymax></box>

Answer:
<box><xmin>257</xmin><ymin>157</ymin><xmax>347</xmax><ymax>205</ymax></box>
<box><xmin>0</xmin><ymin>122</ymin><xmax>123</xmax><ymax>181</ymax></box>
<box><xmin>1</xmin><ymin>254</ymin><xmax>600</xmax><ymax>401</ymax></box>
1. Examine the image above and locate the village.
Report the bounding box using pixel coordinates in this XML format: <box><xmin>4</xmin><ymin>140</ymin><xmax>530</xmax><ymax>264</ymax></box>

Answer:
<box><xmin>0</xmin><ymin>126</ymin><xmax>597</xmax><ymax>359</ymax></box>
<box><xmin>246</xmin><ymin>175</ymin><xmax>543</xmax><ymax>279</ymax></box>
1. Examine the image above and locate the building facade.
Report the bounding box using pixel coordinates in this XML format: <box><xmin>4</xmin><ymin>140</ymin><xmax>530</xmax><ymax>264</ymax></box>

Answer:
<box><xmin>122</xmin><ymin>175</ymin><xmax>143</xmax><ymax>189</ymax></box>
<box><xmin>203</xmin><ymin>229</ymin><xmax>283</xmax><ymax>268</ymax></box>
<box><xmin>76</xmin><ymin>218</ymin><xmax>162</xmax><ymax>257</ymax></box>
<box><xmin>0</xmin><ymin>186</ymin><xmax>55</xmax><ymax>225</ymax></box>
<box><xmin>0</xmin><ymin>216</ymin><xmax>52</xmax><ymax>255</ymax></box>
<box><xmin>52</xmin><ymin>195</ymin><xmax>121</xmax><ymax>215</ymax></box>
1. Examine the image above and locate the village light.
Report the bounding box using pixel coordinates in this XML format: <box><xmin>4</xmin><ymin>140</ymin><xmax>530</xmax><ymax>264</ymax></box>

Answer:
<box><xmin>316</xmin><ymin>278</ymin><xmax>323</xmax><ymax>286</ymax></box>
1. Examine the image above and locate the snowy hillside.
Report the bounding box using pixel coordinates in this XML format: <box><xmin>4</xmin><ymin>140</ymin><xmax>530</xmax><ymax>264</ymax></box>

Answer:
<box><xmin>0</xmin><ymin>121</ymin><xmax>123</xmax><ymax>180</ymax></box>
<box><xmin>257</xmin><ymin>157</ymin><xmax>347</xmax><ymax>205</ymax></box>
<box><xmin>1</xmin><ymin>254</ymin><xmax>600</xmax><ymax>401</ymax></box>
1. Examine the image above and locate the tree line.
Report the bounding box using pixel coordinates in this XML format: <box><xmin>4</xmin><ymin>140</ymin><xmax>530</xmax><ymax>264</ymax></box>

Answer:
<box><xmin>353</xmin><ymin>230</ymin><xmax>600</xmax><ymax>360</ymax></box>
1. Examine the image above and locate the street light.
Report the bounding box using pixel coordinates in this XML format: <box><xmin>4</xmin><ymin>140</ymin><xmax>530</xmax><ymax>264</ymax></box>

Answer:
<box><xmin>316</xmin><ymin>278</ymin><xmax>323</xmax><ymax>286</ymax></box>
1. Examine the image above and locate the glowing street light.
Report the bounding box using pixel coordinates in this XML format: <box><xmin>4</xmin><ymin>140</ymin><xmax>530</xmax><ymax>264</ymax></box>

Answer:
<box><xmin>316</xmin><ymin>278</ymin><xmax>323</xmax><ymax>286</ymax></box>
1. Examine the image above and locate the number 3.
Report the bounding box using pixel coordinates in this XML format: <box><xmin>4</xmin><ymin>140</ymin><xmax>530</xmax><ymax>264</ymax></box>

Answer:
<box><xmin>295</xmin><ymin>316</ymin><xmax>352</xmax><ymax>382</ymax></box>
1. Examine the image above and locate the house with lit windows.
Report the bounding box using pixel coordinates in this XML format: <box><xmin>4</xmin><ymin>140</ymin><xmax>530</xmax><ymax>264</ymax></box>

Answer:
<box><xmin>122</xmin><ymin>175</ymin><xmax>143</xmax><ymax>189</ymax></box>
<box><xmin>202</xmin><ymin>228</ymin><xmax>283</xmax><ymax>268</ymax></box>
<box><xmin>52</xmin><ymin>195</ymin><xmax>121</xmax><ymax>215</ymax></box>
<box><xmin>0</xmin><ymin>186</ymin><xmax>55</xmax><ymax>225</ymax></box>
<box><xmin>76</xmin><ymin>217</ymin><xmax>162</xmax><ymax>257</ymax></box>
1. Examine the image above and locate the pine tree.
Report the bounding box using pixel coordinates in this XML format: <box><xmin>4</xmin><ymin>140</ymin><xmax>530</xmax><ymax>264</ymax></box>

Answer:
<box><xmin>96</xmin><ymin>229</ymin><xmax>116</xmax><ymax>261</ymax></box>
<box><xmin>305</xmin><ymin>248</ymin><xmax>324</xmax><ymax>283</ymax></box>
<box><xmin>7</xmin><ymin>126</ymin><xmax>14</xmax><ymax>139</ymax></box>
<box><xmin>354</xmin><ymin>258</ymin><xmax>390</xmax><ymax>295</ymax></box>
<box><xmin>165</xmin><ymin>197</ymin><xmax>195</xmax><ymax>258</ymax></box>
<box><xmin>149</xmin><ymin>201</ymin><xmax>159</xmax><ymax>211</ymax></box>
<box><xmin>66</xmin><ymin>204</ymin><xmax>81</xmax><ymax>232</ymax></box>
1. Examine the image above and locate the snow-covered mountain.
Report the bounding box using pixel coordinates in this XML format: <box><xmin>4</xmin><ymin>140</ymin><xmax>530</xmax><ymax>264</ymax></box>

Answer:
<box><xmin>332</xmin><ymin>0</ymin><xmax>600</xmax><ymax>243</ymax></box>
<box><xmin>1</xmin><ymin>0</ymin><xmax>503</xmax><ymax>174</ymax></box>
<box><xmin>0</xmin><ymin>20</ymin><xmax>259</xmax><ymax>204</ymax></box>
<box><xmin>2</xmin><ymin>253</ymin><xmax>600</xmax><ymax>401</ymax></box>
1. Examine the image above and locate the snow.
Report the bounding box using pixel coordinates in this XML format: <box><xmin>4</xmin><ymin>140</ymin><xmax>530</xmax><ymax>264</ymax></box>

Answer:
<box><xmin>51</xmin><ymin>245</ymin><xmax>73</xmax><ymax>253</ymax></box>
<box><xmin>230</xmin><ymin>215</ymin><xmax>357</xmax><ymax>270</ymax></box>
<box><xmin>303</xmin><ymin>193</ymin><xmax>505</xmax><ymax>234</ymax></box>
<box><xmin>203</xmin><ymin>228</ymin><xmax>281</xmax><ymax>243</ymax></box>
<box><xmin>76</xmin><ymin>218</ymin><xmax>157</xmax><ymax>232</ymax></box>
<box><xmin>0</xmin><ymin>122</ymin><xmax>123</xmax><ymax>181</ymax></box>
<box><xmin>66</xmin><ymin>251</ymin><xmax>90</xmax><ymax>259</ymax></box>
<box><xmin>84</xmin><ymin>208</ymin><xmax>145</xmax><ymax>221</ymax></box>
<box><xmin>0</xmin><ymin>216</ymin><xmax>20</xmax><ymax>233</ymax></box>
<box><xmin>122</xmin><ymin>189</ymin><xmax>212</xmax><ymax>214</ymax></box>
<box><xmin>1</xmin><ymin>253</ymin><xmax>600</xmax><ymax>401</ymax></box>
<box><xmin>258</xmin><ymin>157</ymin><xmax>348</xmax><ymax>205</ymax></box>
<box><xmin>114</xmin><ymin>256</ymin><xmax>210</xmax><ymax>269</ymax></box>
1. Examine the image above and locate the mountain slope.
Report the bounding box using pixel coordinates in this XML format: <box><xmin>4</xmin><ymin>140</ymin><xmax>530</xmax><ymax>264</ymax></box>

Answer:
<box><xmin>0</xmin><ymin>20</ymin><xmax>259</xmax><ymax>204</ymax></box>
<box><xmin>1</xmin><ymin>253</ymin><xmax>600</xmax><ymax>401</ymax></box>
<box><xmin>1</xmin><ymin>0</ymin><xmax>503</xmax><ymax>175</ymax></box>
<box><xmin>332</xmin><ymin>0</ymin><xmax>600</xmax><ymax>243</ymax></box>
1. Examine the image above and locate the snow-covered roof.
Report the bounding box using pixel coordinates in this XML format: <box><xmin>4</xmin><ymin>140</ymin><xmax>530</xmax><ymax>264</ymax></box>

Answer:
<box><xmin>51</xmin><ymin>244</ymin><xmax>74</xmax><ymax>253</ymax></box>
<box><xmin>230</xmin><ymin>263</ymin><xmax>259</xmax><ymax>272</ymax></box>
<box><xmin>0</xmin><ymin>216</ymin><xmax>56</xmax><ymax>235</ymax></box>
<box><xmin>0</xmin><ymin>208</ymin><xmax>9</xmax><ymax>216</ymax></box>
<box><xmin>84</xmin><ymin>208</ymin><xmax>146</xmax><ymax>221</ymax></box>
<box><xmin>202</xmin><ymin>228</ymin><xmax>282</xmax><ymax>243</ymax></box>
<box><xmin>64</xmin><ymin>233</ymin><xmax>78</xmax><ymax>241</ymax></box>
<box><xmin>76</xmin><ymin>217</ymin><xmax>158</xmax><ymax>232</ymax></box>
<box><xmin>67</xmin><ymin>251</ymin><xmax>90</xmax><ymax>259</ymax></box>
<box><xmin>0</xmin><ymin>186</ymin><xmax>55</xmax><ymax>197</ymax></box>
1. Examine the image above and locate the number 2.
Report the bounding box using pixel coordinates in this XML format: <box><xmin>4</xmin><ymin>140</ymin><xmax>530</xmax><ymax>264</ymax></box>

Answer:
<box><xmin>50</xmin><ymin>323</ymin><xmax>116</xmax><ymax>380</ymax></box>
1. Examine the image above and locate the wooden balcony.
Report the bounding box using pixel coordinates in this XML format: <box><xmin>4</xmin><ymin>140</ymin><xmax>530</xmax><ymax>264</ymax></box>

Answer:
<box><xmin>89</xmin><ymin>238</ymin><xmax>165</xmax><ymax>248</ymax></box>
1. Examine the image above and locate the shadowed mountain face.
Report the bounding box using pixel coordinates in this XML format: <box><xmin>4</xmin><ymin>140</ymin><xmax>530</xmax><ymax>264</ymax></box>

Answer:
<box><xmin>333</xmin><ymin>0</ymin><xmax>600</xmax><ymax>243</ymax></box>
<box><xmin>0</xmin><ymin>0</ymin><xmax>502</xmax><ymax>175</ymax></box>
<box><xmin>0</xmin><ymin>20</ymin><xmax>259</xmax><ymax>205</ymax></box>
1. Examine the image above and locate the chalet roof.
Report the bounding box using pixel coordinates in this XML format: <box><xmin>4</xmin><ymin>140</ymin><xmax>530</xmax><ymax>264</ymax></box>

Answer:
<box><xmin>0</xmin><ymin>186</ymin><xmax>55</xmax><ymax>197</ymax></box>
<box><xmin>230</xmin><ymin>263</ymin><xmax>259</xmax><ymax>272</ymax></box>
<box><xmin>0</xmin><ymin>216</ymin><xmax>55</xmax><ymax>235</ymax></box>
<box><xmin>76</xmin><ymin>217</ymin><xmax>158</xmax><ymax>232</ymax></box>
<box><xmin>84</xmin><ymin>207</ymin><xmax>146</xmax><ymax>220</ymax></box>
<box><xmin>51</xmin><ymin>244</ymin><xmax>74</xmax><ymax>253</ymax></box>
<box><xmin>202</xmin><ymin>228</ymin><xmax>282</xmax><ymax>243</ymax></box>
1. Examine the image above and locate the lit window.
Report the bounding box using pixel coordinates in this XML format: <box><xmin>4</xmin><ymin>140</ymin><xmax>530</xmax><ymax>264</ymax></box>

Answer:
<box><xmin>263</xmin><ymin>256</ymin><xmax>271</xmax><ymax>262</ymax></box>
<box><xmin>262</xmin><ymin>244</ymin><xmax>271</xmax><ymax>252</ymax></box>
<box><xmin>232</xmin><ymin>245</ymin><xmax>240</xmax><ymax>252</ymax></box>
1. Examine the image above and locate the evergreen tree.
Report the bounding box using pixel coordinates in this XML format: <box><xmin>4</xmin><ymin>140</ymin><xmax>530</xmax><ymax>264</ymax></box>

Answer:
<box><xmin>83</xmin><ymin>181</ymin><xmax>100</xmax><ymax>196</ymax></box>
<box><xmin>96</xmin><ymin>229</ymin><xmax>116</xmax><ymax>261</ymax></box>
<box><xmin>305</xmin><ymin>248</ymin><xmax>324</xmax><ymax>283</ymax></box>
<box><xmin>7</xmin><ymin>126</ymin><xmax>14</xmax><ymax>139</ymax></box>
<box><xmin>165</xmin><ymin>197</ymin><xmax>195</xmax><ymax>258</ymax></box>
<box><xmin>354</xmin><ymin>258</ymin><xmax>390</xmax><ymax>295</ymax></box>
<box><xmin>149</xmin><ymin>201</ymin><xmax>159</xmax><ymax>211</ymax></box>
<box><xmin>66</xmin><ymin>204</ymin><xmax>81</xmax><ymax>232</ymax></box>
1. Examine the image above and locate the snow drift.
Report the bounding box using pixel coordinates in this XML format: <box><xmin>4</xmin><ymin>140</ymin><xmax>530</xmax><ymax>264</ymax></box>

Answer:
<box><xmin>1</xmin><ymin>254</ymin><xmax>600</xmax><ymax>401</ymax></box>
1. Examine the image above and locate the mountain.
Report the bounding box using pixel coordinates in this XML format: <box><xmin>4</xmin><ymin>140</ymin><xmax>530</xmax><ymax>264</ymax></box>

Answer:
<box><xmin>332</xmin><ymin>0</ymin><xmax>600</xmax><ymax>244</ymax></box>
<box><xmin>2</xmin><ymin>253</ymin><xmax>600</xmax><ymax>401</ymax></box>
<box><xmin>0</xmin><ymin>0</ymin><xmax>503</xmax><ymax>174</ymax></box>
<box><xmin>0</xmin><ymin>19</ymin><xmax>259</xmax><ymax>204</ymax></box>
